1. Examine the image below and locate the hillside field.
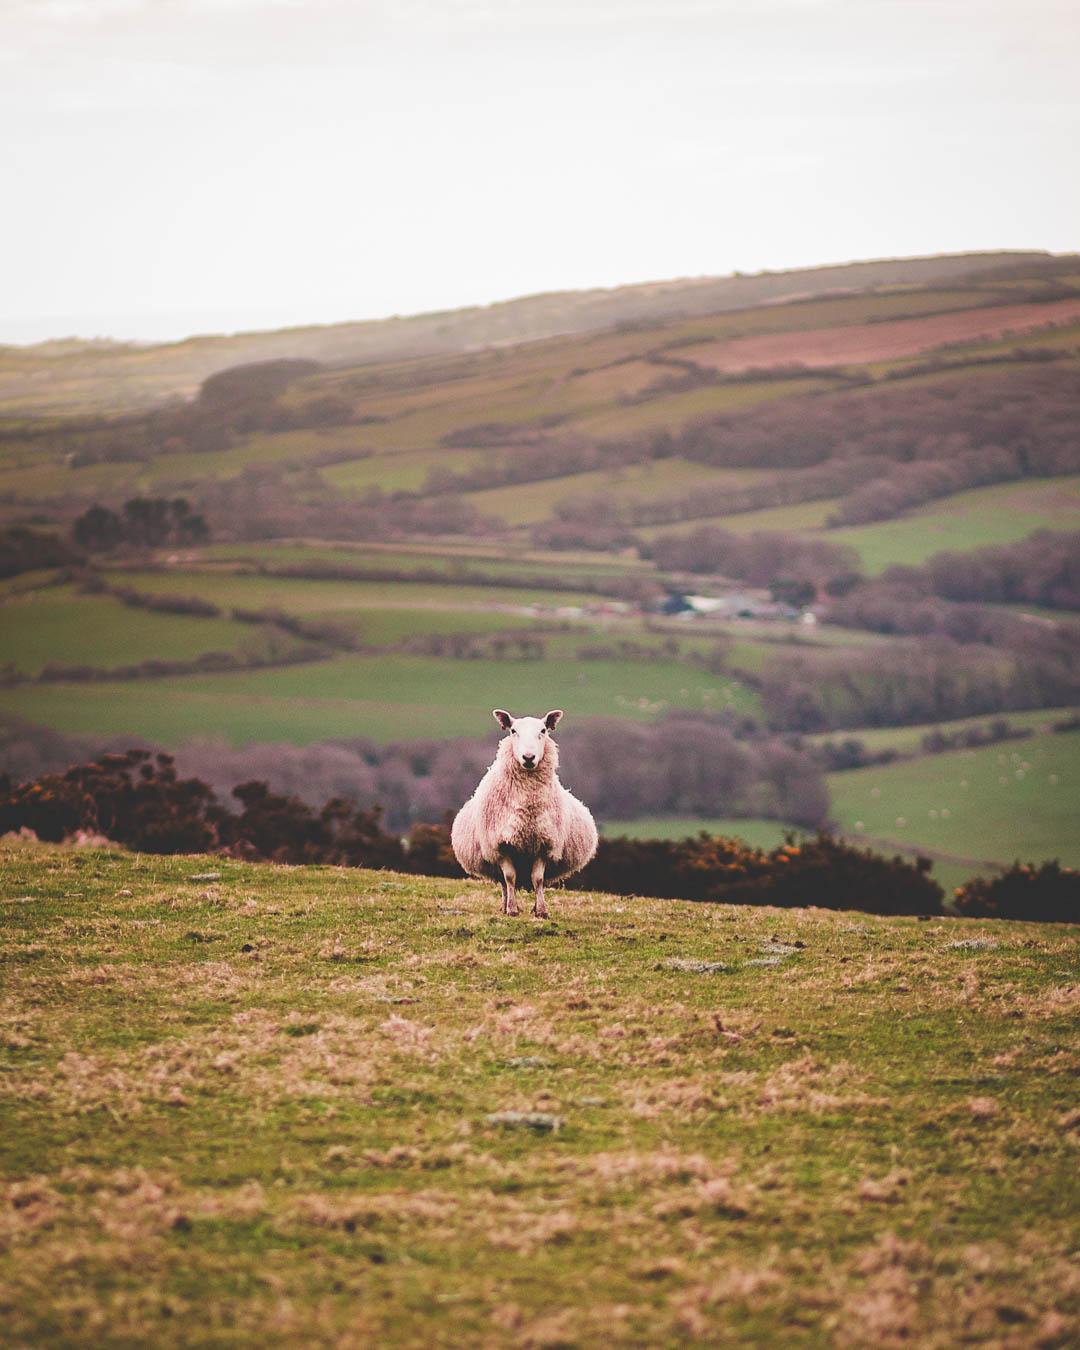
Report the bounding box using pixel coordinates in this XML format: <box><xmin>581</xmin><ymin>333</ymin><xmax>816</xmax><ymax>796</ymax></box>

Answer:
<box><xmin>1</xmin><ymin>843</ymin><xmax>1077</xmax><ymax>1347</ymax></box>
<box><xmin>827</xmin><ymin>729</ymin><xmax>1080</xmax><ymax>872</ymax></box>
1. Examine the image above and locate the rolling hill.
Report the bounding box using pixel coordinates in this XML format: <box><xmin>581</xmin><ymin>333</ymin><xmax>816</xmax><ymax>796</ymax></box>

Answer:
<box><xmin>1</xmin><ymin>249</ymin><xmax>1078</xmax><ymax>881</ymax></box>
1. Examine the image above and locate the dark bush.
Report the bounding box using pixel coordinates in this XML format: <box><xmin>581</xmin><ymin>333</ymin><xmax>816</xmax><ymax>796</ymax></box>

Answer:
<box><xmin>952</xmin><ymin>861</ymin><xmax>1080</xmax><ymax>923</ymax></box>
<box><xmin>568</xmin><ymin>832</ymin><xmax>944</xmax><ymax>915</ymax></box>
<box><xmin>0</xmin><ymin>528</ymin><xmax>81</xmax><ymax>579</ymax></box>
<box><xmin>73</xmin><ymin>498</ymin><xmax>208</xmax><ymax>553</ymax></box>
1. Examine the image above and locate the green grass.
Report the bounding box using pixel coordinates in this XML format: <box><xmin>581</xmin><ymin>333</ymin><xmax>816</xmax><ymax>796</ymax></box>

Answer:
<box><xmin>637</xmin><ymin>497</ymin><xmax>842</xmax><ymax>542</ymax></box>
<box><xmin>810</xmin><ymin>707</ymin><xmax>1078</xmax><ymax>757</ymax></box>
<box><xmin>0</xmin><ymin>653</ymin><xmax>760</xmax><ymax>745</ymax></box>
<box><xmin>0</xmin><ymin>586</ymin><xmax>294</xmax><ymax>676</ymax></box>
<box><xmin>829</xmin><ymin>475</ymin><xmax>1080</xmax><ymax>574</ymax></box>
<box><xmin>0</xmin><ymin>842</ymin><xmax>1076</xmax><ymax>1347</ymax></box>
<box><xmin>466</xmin><ymin>462</ymin><xmax>769</xmax><ymax>527</ymax></box>
<box><xmin>827</xmin><ymin>728</ymin><xmax>1080</xmax><ymax>869</ymax></box>
<box><xmin>106</xmin><ymin>569</ymin><xmax>606</xmax><ymax>616</ymax></box>
<box><xmin>321</xmin><ymin>447</ymin><xmax>492</xmax><ymax>496</ymax></box>
<box><xmin>602</xmin><ymin>816</ymin><xmax>798</xmax><ymax>849</ymax></box>
<box><xmin>574</xmin><ymin>377</ymin><xmax>827</xmax><ymax>438</ymax></box>
<box><xmin>196</xmin><ymin>538</ymin><xmax>653</xmax><ymax>579</ymax></box>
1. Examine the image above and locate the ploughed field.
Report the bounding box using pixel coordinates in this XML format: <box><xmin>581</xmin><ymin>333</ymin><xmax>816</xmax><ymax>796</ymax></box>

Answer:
<box><xmin>1</xmin><ymin>843</ymin><xmax>1078</xmax><ymax>1347</ymax></box>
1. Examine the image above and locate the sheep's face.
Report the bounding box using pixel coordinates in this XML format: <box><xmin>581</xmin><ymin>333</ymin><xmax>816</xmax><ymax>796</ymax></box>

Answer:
<box><xmin>493</xmin><ymin>709</ymin><xmax>563</xmax><ymax>771</ymax></box>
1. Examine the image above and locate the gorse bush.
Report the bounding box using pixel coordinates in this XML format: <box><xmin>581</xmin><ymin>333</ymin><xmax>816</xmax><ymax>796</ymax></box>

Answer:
<box><xmin>0</xmin><ymin>751</ymin><xmax>406</xmax><ymax>867</ymax></box>
<box><xmin>952</xmin><ymin>861</ymin><xmax>1080</xmax><ymax>923</ymax></box>
<box><xmin>571</xmin><ymin>833</ymin><xmax>943</xmax><ymax>915</ymax></box>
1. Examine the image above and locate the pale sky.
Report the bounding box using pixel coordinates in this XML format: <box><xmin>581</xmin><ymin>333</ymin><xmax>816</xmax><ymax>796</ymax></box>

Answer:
<box><xmin>2</xmin><ymin>0</ymin><xmax>1077</xmax><ymax>344</ymax></box>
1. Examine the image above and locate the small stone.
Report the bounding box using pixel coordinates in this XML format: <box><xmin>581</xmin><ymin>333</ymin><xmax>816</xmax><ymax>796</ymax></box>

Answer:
<box><xmin>188</xmin><ymin>872</ymin><xmax>221</xmax><ymax>882</ymax></box>
<box><xmin>662</xmin><ymin>957</ymin><xmax>729</xmax><ymax>974</ymax></box>
<box><xmin>485</xmin><ymin>1111</ymin><xmax>562</xmax><ymax>1132</ymax></box>
<box><xmin>506</xmin><ymin>1056</ymin><xmax>547</xmax><ymax>1068</ymax></box>
<box><xmin>746</xmin><ymin>957</ymin><xmax>781</xmax><ymax>968</ymax></box>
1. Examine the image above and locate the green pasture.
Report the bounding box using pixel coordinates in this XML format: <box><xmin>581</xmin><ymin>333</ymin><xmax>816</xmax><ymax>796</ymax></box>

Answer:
<box><xmin>321</xmin><ymin>447</ymin><xmax>492</xmax><ymax>496</ymax></box>
<box><xmin>601</xmin><ymin>816</ymin><xmax>797</xmax><ymax>849</ymax></box>
<box><xmin>574</xmin><ymin>376</ymin><xmax>826</xmax><ymax>439</ymax></box>
<box><xmin>1</xmin><ymin>843</ymin><xmax>1076</xmax><ymax>1347</ymax></box>
<box><xmin>0</xmin><ymin>586</ymin><xmax>293</xmax><ymax>677</ymax></box>
<box><xmin>194</xmin><ymin>539</ymin><xmax>651</xmax><ymax>582</ymax></box>
<box><xmin>637</xmin><ymin>496</ymin><xmax>841</xmax><ymax>542</ymax></box>
<box><xmin>0</xmin><ymin>652</ymin><xmax>760</xmax><ymax>746</ymax></box>
<box><xmin>466</xmin><ymin>460</ymin><xmax>766</xmax><ymax>527</ymax></box>
<box><xmin>830</xmin><ymin>475</ymin><xmax>1080</xmax><ymax>574</ymax></box>
<box><xmin>106</xmin><ymin>569</ymin><xmax>605</xmax><ymax>616</ymax></box>
<box><xmin>810</xmin><ymin>707</ymin><xmax>1078</xmax><ymax>757</ymax></box>
<box><xmin>827</xmin><ymin>728</ymin><xmax>1080</xmax><ymax>869</ymax></box>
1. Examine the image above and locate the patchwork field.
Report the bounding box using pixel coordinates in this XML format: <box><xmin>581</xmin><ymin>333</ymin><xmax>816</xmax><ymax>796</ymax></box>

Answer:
<box><xmin>681</xmin><ymin>294</ymin><xmax>1080</xmax><ymax>372</ymax></box>
<box><xmin>1</xmin><ymin>844</ymin><xmax>1077</xmax><ymax>1347</ymax></box>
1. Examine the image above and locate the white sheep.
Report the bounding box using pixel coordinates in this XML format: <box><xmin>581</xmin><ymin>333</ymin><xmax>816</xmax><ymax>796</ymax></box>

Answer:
<box><xmin>451</xmin><ymin>708</ymin><xmax>598</xmax><ymax>917</ymax></box>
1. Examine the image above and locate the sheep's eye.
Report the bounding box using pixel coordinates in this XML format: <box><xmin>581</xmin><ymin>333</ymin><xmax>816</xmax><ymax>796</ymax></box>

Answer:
<box><xmin>510</xmin><ymin>728</ymin><xmax>517</xmax><ymax>735</ymax></box>
<box><xmin>539</xmin><ymin>728</ymin><xmax>545</xmax><ymax>735</ymax></box>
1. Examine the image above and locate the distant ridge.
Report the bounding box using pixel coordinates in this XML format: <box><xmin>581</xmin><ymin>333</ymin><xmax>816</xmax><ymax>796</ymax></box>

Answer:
<box><xmin>1</xmin><ymin>250</ymin><xmax>1074</xmax><ymax>416</ymax></box>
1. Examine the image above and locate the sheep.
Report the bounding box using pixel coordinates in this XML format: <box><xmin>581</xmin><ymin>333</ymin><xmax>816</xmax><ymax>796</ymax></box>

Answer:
<box><xmin>451</xmin><ymin>708</ymin><xmax>598</xmax><ymax>917</ymax></box>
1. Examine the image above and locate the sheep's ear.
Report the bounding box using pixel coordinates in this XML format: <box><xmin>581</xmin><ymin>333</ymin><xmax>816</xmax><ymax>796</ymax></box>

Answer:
<box><xmin>493</xmin><ymin>709</ymin><xmax>513</xmax><ymax>731</ymax></box>
<box><xmin>545</xmin><ymin>709</ymin><xmax>564</xmax><ymax>731</ymax></box>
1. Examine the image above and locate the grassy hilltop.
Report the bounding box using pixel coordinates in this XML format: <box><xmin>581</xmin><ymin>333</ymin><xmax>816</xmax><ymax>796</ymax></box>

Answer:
<box><xmin>1</xmin><ymin>842</ymin><xmax>1078</xmax><ymax>1346</ymax></box>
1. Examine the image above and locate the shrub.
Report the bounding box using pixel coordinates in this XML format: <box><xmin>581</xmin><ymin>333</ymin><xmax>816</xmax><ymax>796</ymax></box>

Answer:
<box><xmin>0</xmin><ymin>527</ymin><xmax>81</xmax><ymax>579</ymax></box>
<box><xmin>952</xmin><ymin>861</ymin><xmax>1080</xmax><ymax>923</ymax></box>
<box><xmin>569</xmin><ymin>832</ymin><xmax>944</xmax><ymax>915</ymax></box>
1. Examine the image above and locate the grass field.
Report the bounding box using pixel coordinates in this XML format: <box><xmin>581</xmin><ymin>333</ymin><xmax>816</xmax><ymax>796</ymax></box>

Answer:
<box><xmin>0</xmin><ymin>586</ymin><xmax>294</xmax><ymax>676</ymax></box>
<box><xmin>601</xmin><ymin>817</ymin><xmax>797</xmax><ymax>849</ymax></box>
<box><xmin>466</xmin><ymin>462</ymin><xmax>767</xmax><ymax>528</ymax></box>
<box><xmin>321</xmin><ymin>448</ymin><xmax>492</xmax><ymax>496</ymax></box>
<box><xmin>1</xmin><ymin>843</ymin><xmax>1077</xmax><ymax>1347</ymax></box>
<box><xmin>640</xmin><ymin>475</ymin><xmax>1080</xmax><ymax>569</ymax></box>
<box><xmin>827</xmin><ymin>729</ymin><xmax>1080</xmax><ymax>869</ymax></box>
<box><xmin>830</xmin><ymin>475</ymin><xmax>1080</xmax><ymax>574</ymax></box>
<box><xmin>637</xmin><ymin>497</ymin><xmax>842</xmax><ymax>542</ymax></box>
<box><xmin>106</xmin><ymin>570</ymin><xmax>607</xmax><ymax>617</ymax></box>
<box><xmin>809</xmin><ymin>707</ymin><xmax>1078</xmax><ymax>757</ymax></box>
<box><xmin>0</xmin><ymin>653</ymin><xmax>760</xmax><ymax>746</ymax></box>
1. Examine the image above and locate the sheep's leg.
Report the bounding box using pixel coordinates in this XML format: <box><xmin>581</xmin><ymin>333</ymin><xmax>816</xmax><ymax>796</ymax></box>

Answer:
<box><xmin>531</xmin><ymin>857</ymin><xmax>550</xmax><ymax>919</ymax></box>
<box><xmin>499</xmin><ymin>856</ymin><xmax>520</xmax><ymax>917</ymax></box>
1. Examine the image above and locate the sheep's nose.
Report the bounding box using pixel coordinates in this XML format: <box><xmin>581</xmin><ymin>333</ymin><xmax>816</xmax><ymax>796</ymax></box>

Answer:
<box><xmin>522</xmin><ymin>753</ymin><xmax>536</xmax><ymax>766</ymax></box>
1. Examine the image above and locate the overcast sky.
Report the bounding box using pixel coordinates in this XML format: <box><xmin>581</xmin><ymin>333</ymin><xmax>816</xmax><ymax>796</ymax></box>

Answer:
<box><xmin>2</xmin><ymin>0</ymin><xmax>1077</xmax><ymax>344</ymax></box>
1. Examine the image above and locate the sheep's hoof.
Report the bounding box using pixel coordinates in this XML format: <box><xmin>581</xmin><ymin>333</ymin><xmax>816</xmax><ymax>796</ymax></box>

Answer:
<box><xmin>505</xmin><ymin>901</ymin><xmax>520</xmax><ymax>917</ymax></box>
<box><xmin>532</xmin><ymin>901</ymin><xmax>550</xmax><ymax>919</ymax></box>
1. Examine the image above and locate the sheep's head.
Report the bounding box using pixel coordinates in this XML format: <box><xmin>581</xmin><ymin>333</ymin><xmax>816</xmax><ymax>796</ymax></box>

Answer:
<box><xmin>493</xmin><ymin>708</ymin><xmax>563</xmax><ymax>770</ymax></box>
